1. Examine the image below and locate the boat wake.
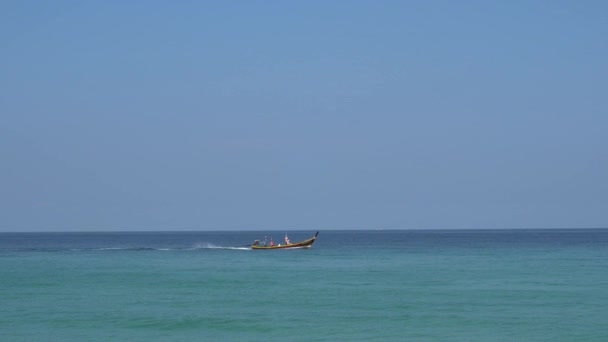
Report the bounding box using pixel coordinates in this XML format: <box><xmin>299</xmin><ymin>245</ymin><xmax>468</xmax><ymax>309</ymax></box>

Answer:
<box><xmin>189</xmin><ymin>243</ymin><xmax>251</xmax><ymax>251</ymax></box>
<box><xmin>3</xmin><ymin>244</ymin><xmax>252</xmax><ymax>252</ymax></box>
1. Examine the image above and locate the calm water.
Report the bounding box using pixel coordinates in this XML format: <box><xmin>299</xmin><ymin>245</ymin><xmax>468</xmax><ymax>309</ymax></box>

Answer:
<box><xmin>1</xmin><ymin>230</ymin><xmax>607</xmax><ymax>341</ymax></box>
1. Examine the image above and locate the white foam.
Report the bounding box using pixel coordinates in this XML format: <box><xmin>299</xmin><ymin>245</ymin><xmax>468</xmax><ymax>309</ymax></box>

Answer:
<box><xmin>191</xmin><ymin>243</ymin><xmax>251</xmax><ymax>251</ymax></box>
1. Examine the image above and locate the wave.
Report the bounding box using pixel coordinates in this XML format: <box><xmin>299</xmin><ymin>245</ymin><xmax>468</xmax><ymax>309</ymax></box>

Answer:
<box><xmin>96</xmin><ymin>247</ymin><xmax>162</xmax><ymax>251</ymax></box>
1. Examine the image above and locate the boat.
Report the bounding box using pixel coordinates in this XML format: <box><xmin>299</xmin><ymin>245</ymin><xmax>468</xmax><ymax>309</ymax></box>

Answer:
<box><xmin>251</xmin><ymin>231</ymin><xmax>319</xmax><ymax>250</ymax></box>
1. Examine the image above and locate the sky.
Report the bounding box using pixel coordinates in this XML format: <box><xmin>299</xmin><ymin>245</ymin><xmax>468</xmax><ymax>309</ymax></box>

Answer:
<box><xmin>1</xmin><ymin>1</ymin><xmax>607</xmax><ymax>232</ymax></box>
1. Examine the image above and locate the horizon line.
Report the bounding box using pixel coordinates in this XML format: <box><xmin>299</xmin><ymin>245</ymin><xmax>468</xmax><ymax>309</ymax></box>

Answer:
<box><xmin>1</xmin><ymin>227</ymin><xmax>607</xmax><ymax>234</ymax></box>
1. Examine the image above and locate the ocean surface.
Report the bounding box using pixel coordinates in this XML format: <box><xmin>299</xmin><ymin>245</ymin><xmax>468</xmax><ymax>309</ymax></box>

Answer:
<box><xmin>1</xmin><ymin>229</ymin><xmax>607</xmax><ymax>341</ymax></box>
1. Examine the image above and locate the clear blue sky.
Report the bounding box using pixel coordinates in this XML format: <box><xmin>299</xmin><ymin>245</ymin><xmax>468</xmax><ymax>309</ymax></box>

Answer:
<box><xmin>1</xmin><ymin>1</ymin><xmax>607</xmax><ymax>231</ymax></box>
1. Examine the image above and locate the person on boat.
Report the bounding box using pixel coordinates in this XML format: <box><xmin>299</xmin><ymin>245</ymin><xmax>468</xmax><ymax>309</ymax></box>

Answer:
<box><xmin>269</xmin><ymin>238</ymin><xmax>275</xmax><ymax>247</ymax></box>
<box><xmin>252</xmin><ymin>240</ymin><xmax>260</xmax><ymax>246</ymax></box>
<box><xmin>284</xmin><ymin>234</ymin><xmax>290</xmax><ymax>244</ymax></box>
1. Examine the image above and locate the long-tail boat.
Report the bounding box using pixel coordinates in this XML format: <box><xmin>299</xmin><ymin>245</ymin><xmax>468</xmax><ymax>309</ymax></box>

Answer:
<box><xmin>251</xmin><ymin>231</ymin><xmax>319</xmax><ymax>250</ymax></box>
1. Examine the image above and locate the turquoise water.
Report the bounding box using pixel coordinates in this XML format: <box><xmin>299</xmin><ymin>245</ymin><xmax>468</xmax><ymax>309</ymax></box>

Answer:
<box><xmin>1</xmin><ymin>230</ymin><xmax>607</xmax><ymax>341</ymax></box>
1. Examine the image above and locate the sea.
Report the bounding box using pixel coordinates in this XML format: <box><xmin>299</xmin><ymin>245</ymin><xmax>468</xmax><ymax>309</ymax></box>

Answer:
<box><xmin>1</xmin><ymin>229</ymin><xmax>607</xmax><ymax>341</ymax></box>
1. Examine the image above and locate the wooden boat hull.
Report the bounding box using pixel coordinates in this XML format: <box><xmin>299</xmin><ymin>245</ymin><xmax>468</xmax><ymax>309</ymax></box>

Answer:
<box><xmin>252</xmin><ymin>232</ymin><xmax>318</xmax><ymax>250</ymax></box>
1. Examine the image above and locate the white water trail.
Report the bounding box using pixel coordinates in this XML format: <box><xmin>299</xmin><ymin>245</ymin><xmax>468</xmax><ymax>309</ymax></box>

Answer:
<box><xmin>191</xmin><ymin>242</ymin><xmax>251</xmax><ymax>251</ymax></box>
